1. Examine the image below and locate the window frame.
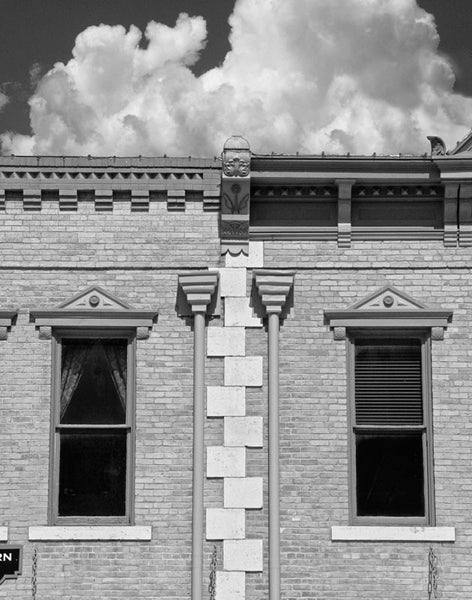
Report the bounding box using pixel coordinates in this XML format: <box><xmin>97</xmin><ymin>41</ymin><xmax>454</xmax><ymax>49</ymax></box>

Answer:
<box><xmin>49</xmin><ymin>328</ymin><xmax>136</xmax><ymax>526</ymax></box>
<box><xmin>347</xmin><ymin>329</ymin><xmax>435</xmax><ymax>526</ymax></box>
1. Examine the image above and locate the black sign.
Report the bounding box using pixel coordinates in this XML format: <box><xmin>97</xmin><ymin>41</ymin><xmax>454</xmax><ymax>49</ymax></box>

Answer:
<box><xmin>0</xmin><ymin>546</ymin><xmax>22</xmax><ymax>585</ymax></box>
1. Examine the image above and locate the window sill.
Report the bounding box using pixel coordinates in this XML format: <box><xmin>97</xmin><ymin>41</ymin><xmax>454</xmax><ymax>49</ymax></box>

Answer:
<box><xmin>28</xmin><ymin>526</ymin><xmax>152</xmax><ymax>541</ymax></box>
<box><xmin>331</xmin><ymin>526</ymin><xmax>455</xmax><ymax>542</ymax></box>
<box><xmin>0</xmin><ymin>527</ymin><xmax>7</xmax><ymax>541</ymax></box>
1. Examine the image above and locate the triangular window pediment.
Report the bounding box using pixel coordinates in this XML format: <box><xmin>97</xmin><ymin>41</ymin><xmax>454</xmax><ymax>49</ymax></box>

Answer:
<box><xmin>58</xmin><ymin>286</ymin><xmax>132</xmax><ymax>311</ymax></box>
<box><xmin>324</xmin><ymin>285</ymin><xmax>452</xmax><ymax>340</ymax></box>
<box><xmin>349</xmin><ymin>286</ymin><xmax>425</xmax><ymax>311</ymax></box>
<box><xmin>30</xmin><ymin>287</ymin><xmax>158</xmax><ymax>339</ymax></box>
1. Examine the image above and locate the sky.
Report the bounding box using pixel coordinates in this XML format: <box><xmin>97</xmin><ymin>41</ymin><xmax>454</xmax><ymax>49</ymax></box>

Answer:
<box><xmin>0</xmin><ymin>0</ymin><xmax>471</xmax><ymax>157</ymax></box>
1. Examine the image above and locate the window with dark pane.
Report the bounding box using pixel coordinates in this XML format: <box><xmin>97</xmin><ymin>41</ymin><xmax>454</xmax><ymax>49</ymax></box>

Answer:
<box><xmin>352</xmin><ymin>337</ymin><xmax>430</xmax><ymax>521</ymax></box>
<box><xmin>60</xmin><ymin>339</ymin><xmax>127</xmax><ymax>424</ymax></box>
<box><xmin>55</xmin><ymin>337</ymin><xmax>130</xmax><ymax>519</ymax></box>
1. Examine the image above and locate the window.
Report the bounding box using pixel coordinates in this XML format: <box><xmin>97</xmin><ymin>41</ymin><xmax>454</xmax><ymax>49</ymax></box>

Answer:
<box><xmin>348</xmin><ymin>332</ymin><xmax>434</xmax><ymax>524</ymax></box>
<box><xmin>51</xmin><ymin>331</ymin><xmax>135</xmax><ymax>523</ymax></box>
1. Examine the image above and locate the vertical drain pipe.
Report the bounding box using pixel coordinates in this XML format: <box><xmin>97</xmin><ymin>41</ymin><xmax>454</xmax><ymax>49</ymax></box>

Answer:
<box><xmin>268</xmin><ymin>309</ymin><xmax>281</xmax><ymax>600</ymax></box>
<box><xmin>254</xmin><ymin>270</ymin><xmax>295</xmax><ymax>600</ymax></box>
<box><xmin>178</xmin><ymin>271</ymin><xmax>219</xmax><ymax>600</ymax></box>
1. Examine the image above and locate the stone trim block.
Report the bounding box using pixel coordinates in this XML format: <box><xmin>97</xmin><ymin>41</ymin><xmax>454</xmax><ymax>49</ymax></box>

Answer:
<box><xmin>225</xmin><ymin>241</ymin><xmax>264</xmax><ymax>268</ymax></box>
<box><xmin>215</xmin><ymin>571</ymin><xmax>245</xmax><ymax>600</ymax></box>
<box><xmin>167</xmin><ymin>189</ymin><xmax>186</xmax><ymax>211</ymax></box>
<box><xmin>219</xmin><ymin>268</ymin><xmax>247</xmax><ymax>297</ymax></box>
<box><xmin>207</xmin><ymin>447</ymin><xmax>246</xmax><ymax>478</ymax></box>
<box><xmin>224</xmin><ymin>297</ymin><xmax>262</xmax><ymax>328</ymax></box>
<box><xmin>0</xmin><ymin>527</ymin><xmax>7</xmax><ymax>541</ymax></box>
<box><xmin>224</xmin><ymin>357</ymin><xmax>263</xmax><ymax>387</ymax></box>
<box><xmin>23</xmin><ymin>188</ymin><xmax>41</xmax><ymax>211</ymax></box>
<box><xmin>223</xmin><ymin>539</ymin><xmax>263</xmax><ymax>572</ymax></box>
<box><xmin>206</xmin><ymin>508</ymin><xmax>245</xmax><ymax>540</ymax></box>
<box><xmin>59</xmin><ymin>190</ymin><xmax>78</xmax><ymax>212</ymax></box>
<box><xmin>331</xmin><ymin>526</ymin><xmax>455</xmax><ymax>542</ymax></box>
<box><xmin>207</xmin><ymin>386</ymin><xmax>246</xmax><ymax>417</ymax></box>
<box><xmin>224</xmin><ymin>417</ymin><xmax>263</xmax><ymax>447</ymax></box>
<box><xmin>207</xmin><ymin>327</ymin><xmax>246</xmax><ymax>357</ymax></box>
<box><xmin>28</xmin><ymin>526</ymin><xmax>152</xmax><ymax>541</ymax></box>
<box><xmin>224</xmin><ymin>478</ymin><xmax>263</xmax><ymax>509</ymax></box>
<box><xmin>131</xmin><ymin>190</ymin><xmax>150</xmax><ymax>212</ymax></box>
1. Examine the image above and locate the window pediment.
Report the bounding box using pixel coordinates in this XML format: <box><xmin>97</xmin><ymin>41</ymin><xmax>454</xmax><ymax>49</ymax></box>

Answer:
<box><xmin>324</xmin><ymin>285</ymin><xmax>452</xmax><ymax>340</ymax></box>
<box><xmin>30</xmin><ymin>286</ymin><xmax>158</xmax><ymax>339</ymax></box>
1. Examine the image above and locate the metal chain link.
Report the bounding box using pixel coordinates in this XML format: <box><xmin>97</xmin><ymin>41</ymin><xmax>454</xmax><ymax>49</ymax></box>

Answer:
<box><xmin>428</xmin><ymin>546</ymin><xmax>438</xmax><ymax>599</ymax></box>
<box><xmin>208</xmin><ymin>545</ymin><xmax>218</xmax><ymax>600</ymax></box>
<box><xmin>31</xmin><ymin>547</ymin><xmax>38</xmax><ymax>600</ymax></box>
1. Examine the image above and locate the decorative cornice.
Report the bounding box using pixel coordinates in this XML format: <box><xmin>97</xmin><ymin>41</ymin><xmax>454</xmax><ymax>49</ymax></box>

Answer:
<box><xmin>252</xmin><ymin>185</ymin><xmax>336</xmax><ymax>198</ymax></box>
<box><xmin>352</xmin><ymin>184</ymin><xmax>443</xmax><ymax>198</ymax></box>
<box><xmin>324</xmin><ymin>286</ymin><xmax>452</xmax><ymax>339</ymax></box>
<box><xmin>178</xmin><ymin>271</ymin><xmax>219</xmax><ymax>314</ymax></box>
<box><xmin>253</xmin><ymin>270</ymin><xmax>295</xmax><ymax>315</ymax></box>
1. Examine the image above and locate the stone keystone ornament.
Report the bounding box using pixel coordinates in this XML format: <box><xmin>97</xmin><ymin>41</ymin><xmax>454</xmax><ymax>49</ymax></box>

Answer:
<box><xmin>0</xmin><ymin>546</ymin><xmax>22</xmax><ymax>584</ymax></box>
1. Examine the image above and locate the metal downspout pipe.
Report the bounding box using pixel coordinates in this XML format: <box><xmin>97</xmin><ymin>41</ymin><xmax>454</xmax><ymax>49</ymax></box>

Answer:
<box><xmin>253</xmin><ymin>270</ymin><xmax>295</xmax><ymax>600</ymax></box>
<box><xmin>178</xmin><ymin>271</ymin><xmax>219</xmax><ymax>600</ymax></box>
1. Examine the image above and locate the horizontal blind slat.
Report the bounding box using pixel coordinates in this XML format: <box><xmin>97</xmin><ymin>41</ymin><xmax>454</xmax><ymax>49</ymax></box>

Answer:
<box><xmin>355</xmin><ymin>340</ymin><xmax>423</xmax><ymax>426</ymax></box>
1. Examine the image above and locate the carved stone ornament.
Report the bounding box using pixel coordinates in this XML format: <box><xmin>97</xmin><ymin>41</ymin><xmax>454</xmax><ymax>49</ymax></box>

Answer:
<box><xmin>223</xmin><ymin>156</ymin><xmax>250</xmax><ymax>178</ymax></box>
<box><xmin>222</xmin><ymin>183</ymin><xmax>249</xmax><ymax>215</ymax></box>
<box><xmin>38</xmin><ymin>326</ymin><xmax>52</xmax><ymax>340</ymax></box>
<box><xmin>431</xmin><ymin>327</ymin><xmax>444</xmax><ymax>341</ymax></box>
<box><xmin>427</xmin><ymin>136</ymin><xmax>446</xmax><ymax>156</ymax></box>
<box><xmin>221</xmin><ymin>136</ymin><xmax>251</xmax><ymax>254</ymax></box>
<box><xmin>30</xmin><ymin>286</ymin><xmax>158</xmax><ymax>338</ymax></box>
<box><xmin>222</xmin><ymin>135</ymin><xmax>251</xmax><ymax>178</ymax></box>
<box><xmin>221</xmin><ymin>219</ymin><xmax>249</xmax><ymax>238</ymax></box>
<box><xmin>324</xmin><ymin>285</ymin><xmax>452</xmax><ymax>340</ymax></box>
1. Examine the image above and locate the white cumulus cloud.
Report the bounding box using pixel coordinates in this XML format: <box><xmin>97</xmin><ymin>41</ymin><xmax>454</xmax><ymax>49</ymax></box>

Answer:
<box><xmin>0</xmin><ymin>91</ymin><xmax>8</xmax><ymax>112</ymax></box>
<box><xmin>1</xmin><ymin>0</ymin><xmax>471</xmax><ymax>156</ymax></box>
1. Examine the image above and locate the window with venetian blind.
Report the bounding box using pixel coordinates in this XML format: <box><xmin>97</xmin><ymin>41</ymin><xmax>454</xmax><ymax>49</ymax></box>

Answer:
<box><xmin>349</xmin><ymin>332</ymin><xmax>434</xmax><ymax>524</ymax></box>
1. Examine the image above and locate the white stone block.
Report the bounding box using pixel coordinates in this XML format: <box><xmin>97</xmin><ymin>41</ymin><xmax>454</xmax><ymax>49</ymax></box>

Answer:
<box><xmin>207</xmin><ymin>386</ymin><xmax>246</xmax><ymax>417</ymax></box>
<box><xmin>206</xmin><ymin>508</ymin><xmax>245</xmax><ymax>540</ymax></box>
<box><xmin>207</xmin><ymin>447</ymin><xmax>246</xmax><ymax>477</ymax></box>
<box><xmin>224</xmin><ymin>478</ymin><xmax>263</xmax><ymax>509</ymax></box>
<box><xmin>219</xmin><ymin>268</ymin><xmax>247</xmax><ymax>297</ymax></box>
<box><xmin>224</xmin><ymin>357</ymin><xmax>263</xmax><ymax>387</ymax></box>
<box><xmin>207</xmin><ymin>327</ymin><xmax>245</xmax><ymax>357</ymax></box>
<box><xmin>215</xmin><ymin>571</ymin><xmax>245</xmax><ymax>600</ymax></box>
<box><xmin>331</xmin><ymin>526</ymin><xmax>456</xmax><ymax>542</ymax></box>
<box><xmin>225</xmin><ymin>297</ymin><xmax>262</xmax><ymax>327</ymax></box>
<box><xmin>225</xmin><ymin>241</ymin><xmax>264</xmax><ymax>268</ymax></box>
<box><xmin>224</xmin><ymin>539</ymin><xmax>263</xmax><ymax>572</ymax></box>
<box><xmin>28</xmin><ymin>526</ymin><xmax>152</xmax><ymax>541</ymax></box>
<box><xmin>224</xmin><ymin>417</ymin><xmax>263</xmax><ymax>447</ymax></box>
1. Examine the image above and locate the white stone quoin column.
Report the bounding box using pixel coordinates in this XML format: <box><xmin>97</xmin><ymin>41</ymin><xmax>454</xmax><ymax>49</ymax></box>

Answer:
<box><xmin>254</xmin><ymin>269</ymin><xmax>295</xmax><ymax>600</ymax></box>
<box><xmin>178</xmin><ymin>271</ymin><xmax>219</xmax><ymax>600</ymax></box>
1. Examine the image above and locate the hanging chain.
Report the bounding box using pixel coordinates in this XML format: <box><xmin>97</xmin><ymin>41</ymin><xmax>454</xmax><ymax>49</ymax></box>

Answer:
<box><xmin>428</xmin><ymin>546</ymin><xmax>438</xmax><ymax>599</ymax></box>
<box><xmin>31</xmin><ymin>547</ymin><xmax>38</xmax><ymax>600</ymax></box>
<box><xmin>208</xmin><ymin>545</ymin><xmax>218</xmax><ymax>600</ymax></box>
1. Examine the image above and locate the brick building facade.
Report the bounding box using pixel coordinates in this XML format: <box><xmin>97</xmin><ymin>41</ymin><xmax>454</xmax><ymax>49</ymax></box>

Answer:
<box><xmin>1</xmin><ymin>133</ymin><xmax>472</xmax><ymax>599</ymax></box>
